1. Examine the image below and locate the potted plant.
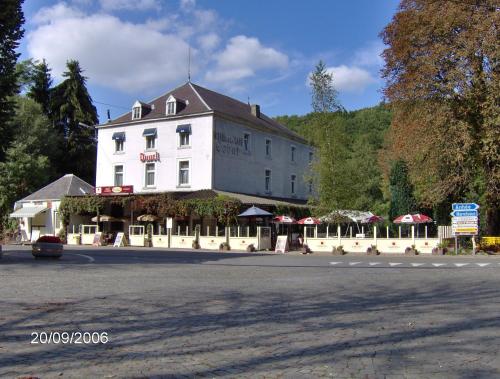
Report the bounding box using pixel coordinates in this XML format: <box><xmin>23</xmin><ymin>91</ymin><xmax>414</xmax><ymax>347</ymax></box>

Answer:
<box><xmin>219</xmin><ymin>242</ymin><xmax>231</xmax><ymax>251</ymax></box>
<box><xmin>246</xmin><ymin>244</ymin><xmax>256</xmax><ymax>252</ymax></box>
<box><xmin>332</xmin><ymin>245</ymin><xmax>345</xmax><ymax>255</ymax></box>
<box><xmin>301</xmin><ymin>244</ymin><xmax>312</xmax><ymax>254</ymax></box>
<box><xmin>405</xmin><ymin>245</ymin><xmax>419</xmax><ymax>255</ymax></box>
<box><xmin>367</xmin><ymin>244</ymin><xmax>379</xmax><ymax>255</ymax></box>
<box><xmin>432</xmin><ymin>242</ymin><xmax>447</xmax><ymax>255</ymax></box>
<box><xmin>32</xmin><ymin>235</ymin><xmax>64</xmax><ymax>259</ymax></box>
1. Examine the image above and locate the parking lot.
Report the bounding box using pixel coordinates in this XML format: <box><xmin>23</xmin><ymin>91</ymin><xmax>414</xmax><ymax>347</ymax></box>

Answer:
<box><xmin>1</xmin><ymin>245</ymin><xmax>500</xmax><ymax>378</ymax></box>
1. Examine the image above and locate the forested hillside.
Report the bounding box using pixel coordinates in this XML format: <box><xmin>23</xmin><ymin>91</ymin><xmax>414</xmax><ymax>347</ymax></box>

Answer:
<box><xmin>275</xmin><ymin>104</ymin><xmax>392</xmax><ymax>217</ymax></box>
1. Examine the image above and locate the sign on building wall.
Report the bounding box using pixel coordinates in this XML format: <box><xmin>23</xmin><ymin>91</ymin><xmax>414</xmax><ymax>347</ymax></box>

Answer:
<box><xmin>140</xmin><ymin>152</ymin><xmax>160</xmax><ymax>162</ymax></box>
<box><xmin>96</xmin><ymin>186</ymin><xmax>134</xmax><ymax>195</ymax></box>
<box><xmin>215</xmin><ymin>131</ymin><xmax>243</xmax><ymax>157</ymax></box>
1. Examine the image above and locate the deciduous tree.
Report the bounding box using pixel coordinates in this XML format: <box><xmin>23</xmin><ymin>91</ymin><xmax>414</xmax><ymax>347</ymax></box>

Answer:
<box><xmin>381</xmin><ymin>0</ymin><xmax>499</xmax><ymax>233</ymax></box>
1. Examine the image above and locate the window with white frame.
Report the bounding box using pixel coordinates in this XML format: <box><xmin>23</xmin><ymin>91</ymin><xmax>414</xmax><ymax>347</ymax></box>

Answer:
<box><xmin>114</xmin><ymin>165</ymin><xmax>124</xmax><ymax>186</ymax></box>
<box><xmin>132</xmin><ymin>107</ymin><xmax>141</xmax><ymax>120</ymax></box>
<box><xmin>166</xmin><ymin>101</ymin><xmax>176</xmax><ymax>115</ymax></box>
<box><xmin>178</xmin><ymin>160</ymin><xmax>190</xmax><ymax>185</ymax></box>
<box><xmin>291</xmin><ymin>145</ymin><xmax>296</xmax><ymax>162</ymax></box>
<box><xmin>146</xmin><ymin>135</ymin><xmax>156</xmax><ymax>149</ymax></box>
<box><xmin>145</xmin><ymin>163</ymin><xmax>155</xmax><ymax>187</ymax></box>
<box><xmin>265</xmin><ymin>169</ymin><xmax>271</xmax><ymax>192</ymax></box>
<box><xmin>243</xmin><ymin>133</ymin><xmax>250</xmax><ymax>152</ymax></box>
<box><xmin>54</xmin><ymin>211</ymin><xmax>61</xmax><ymax>228</ymax></box>
<box><xmin>291</xmin><ymin>174</ymin><xmax>296</xmax><ymax>194</ymax></box>
<box><xmin>265</xmin><ymin>138</ymin><xmax>272</xmax><ymax>157</ymax></box>
<box><xmin>115</xmin><ymin>139</ymin><xmax>124</xmax><ymax>152</ymax></box>
<box><xmin>179</xmin><ymin>131</ymin><xmax>190</xmax><ymax>146</ymax></box>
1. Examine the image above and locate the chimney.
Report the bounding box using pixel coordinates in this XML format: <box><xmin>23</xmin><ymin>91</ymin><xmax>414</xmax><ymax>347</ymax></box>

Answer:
<box><xmin>107</xmin><ymin>109</ymin><xmax>111</xmax><ymax>122</ymax></box>
<box><xmin>251</xmin><ymin>104</ymin><xmax>260</xmax><ymax>118</ymax></box>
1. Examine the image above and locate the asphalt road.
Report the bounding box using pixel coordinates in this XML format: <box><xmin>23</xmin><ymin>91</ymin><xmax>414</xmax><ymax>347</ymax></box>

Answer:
<box><xmin>1</xmin><ymin>245</ymin><xmax>500</xmax><ymax>378</ymax></box>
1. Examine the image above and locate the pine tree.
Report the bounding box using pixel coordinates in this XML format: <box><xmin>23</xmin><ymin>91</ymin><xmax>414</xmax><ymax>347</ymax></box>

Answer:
<box><xmin>388</xmin><ymin>160</ymin><xmax>416</xmax><ymax>221</ymax></box>
<box><xmin>51</xmin><ymin>60</ymin><xmax>99</xmax><ymax>183</ymax></box>
<box><xmin>309</xmin><ymin>60</ymin><xmax>342</xmax><ymax>113</ymax></box>
<box><xmin>28</xmin><ymin>59</ymin><xmax>53</xmax><ymax>118</ymax></box>
<box><xmin>0</xmin><ymin>0</ymin><xmax>24</xmax><ymax>160</ymax></box>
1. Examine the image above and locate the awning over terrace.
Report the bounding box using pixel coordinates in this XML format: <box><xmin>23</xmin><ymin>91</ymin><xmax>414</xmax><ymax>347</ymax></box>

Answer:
<box><xmin>9</xmin><ymin>205</ymin><xmax>48</xmax><ymax>218</ymax></box>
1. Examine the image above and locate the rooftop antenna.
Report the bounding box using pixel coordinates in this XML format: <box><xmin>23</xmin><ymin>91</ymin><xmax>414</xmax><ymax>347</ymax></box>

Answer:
<box><xmin>188</xmin><ymin>46</ymin><xmax>191</xmax><ymax>82</ymax></box>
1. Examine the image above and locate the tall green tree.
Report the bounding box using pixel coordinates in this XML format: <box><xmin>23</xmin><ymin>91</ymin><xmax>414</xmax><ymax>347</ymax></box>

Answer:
<box><xmin>310</xmin><ymin>60</ymin><xmax>342</xmax><ymax>113</ymax></box>
<box><xmin>0</xmin><ymin>0</ymin><xmax>24</xmax><ymax>160</ymax></box>
<box><xmin>308</xmin><ymin>60</ymin><xmax>354</xmax><ymax>213</ymax></box>
<box><xmin>381</xmin><ymin>0</ymin><xmax>499</xmax><ymax>233</ymax></box>
<box><xmin>52</xmin><ymin>60</ymin><xmax>99</xmax><ymax>183</ymax></box>
<box><xmin>0</xmin><ymin>97</ymin><xmax>56</xmax><ymax>234</ymax></box>
<box><xmin>388</xmin><ymin>160</ymin><xmax>416</xmax><ymax>221</ymax></box>
<box><xmin>28</xmin><ymin>59</ymin><xmax>53</xmax><ymax>117</ymax></box>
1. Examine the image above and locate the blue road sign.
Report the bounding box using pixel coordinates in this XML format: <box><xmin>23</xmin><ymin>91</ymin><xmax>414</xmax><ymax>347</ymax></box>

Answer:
<box><xmin>452</xmin><ymin>203</ymin><xmax>479</xmax><ymax>211</ymax></box>
<box><xmin>450</xmin><ymin>210</ymin><xmax>478</xmax><ymax>217</ymax></box>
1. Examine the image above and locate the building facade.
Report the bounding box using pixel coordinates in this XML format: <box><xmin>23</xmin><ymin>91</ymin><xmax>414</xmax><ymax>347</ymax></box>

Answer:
<box><xmin>96</xmin><ymin>82</ymin><xmax>313</xmax><ymax>200</ymax></box>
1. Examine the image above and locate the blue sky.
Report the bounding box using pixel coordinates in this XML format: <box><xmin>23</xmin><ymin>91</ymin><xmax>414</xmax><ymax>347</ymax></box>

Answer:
<box><xmin>20</xmin><ymin>0</ymin><xmax>400</xmax><ymax>123</ymax></box>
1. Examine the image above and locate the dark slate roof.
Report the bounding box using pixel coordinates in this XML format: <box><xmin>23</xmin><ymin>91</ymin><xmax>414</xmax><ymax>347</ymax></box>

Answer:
<box><xmin>102</xmin><ymin>82</ymin><xmax>306</xmax><ymax>143</ymax></box>
<box><xmin>20</xmin><ymin>174</ymin><xmax>94</xmax><ymax>201</ymax></box>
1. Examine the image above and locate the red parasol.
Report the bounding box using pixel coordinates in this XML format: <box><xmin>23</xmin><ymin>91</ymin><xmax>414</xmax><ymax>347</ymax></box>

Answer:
<box><xmin>273</xmin><ymin>215</ymin><xmax>296</xmax><ymax>224</ymax></box>
<box><xmin>393</xmin><ymin>213</ymin><xmax>433</xmax><ymax>224</ymax></box>
<box><xmin>297</xmin><ymin>217</ymin><xmax>322</xmax><ymax>225</ymax></box>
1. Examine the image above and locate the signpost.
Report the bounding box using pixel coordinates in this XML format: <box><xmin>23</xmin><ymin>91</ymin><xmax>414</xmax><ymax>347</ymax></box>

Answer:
<box><xmin>275</xmin><ymin>235</ymin><xmax>289</xmax><ymax>254</ymax></box>
<box><xmin>450</xmin><ymin>203</ymin><xmax>479</xmax><ymax>254</ymax></box>
<box><xmin>113</xmin><ymin>232</ymin><xmax>127</xmax><ymax>247</ymax></box>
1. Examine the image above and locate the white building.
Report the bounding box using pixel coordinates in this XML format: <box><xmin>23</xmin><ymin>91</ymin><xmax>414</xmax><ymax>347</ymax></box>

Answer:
<box><xmin>96</xmin><ymin>82</ymin><xmax>313</xmax><ymax>201</ymax></box>
<box><xmin>10</xmin><ymin>174</ymin><xmax>94</xmax><ymax>241</ymax></box>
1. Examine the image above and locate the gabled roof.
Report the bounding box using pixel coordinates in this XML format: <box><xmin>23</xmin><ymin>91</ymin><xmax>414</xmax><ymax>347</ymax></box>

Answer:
<box><xmin>20</xmin><ymin>174</ymin><xmax>94</xmax><ymax>202</ymax></box>
<box><xmin>102</xmin><ymin>82</ymin><xmax>306</xmax><ymax>143</ymax></box>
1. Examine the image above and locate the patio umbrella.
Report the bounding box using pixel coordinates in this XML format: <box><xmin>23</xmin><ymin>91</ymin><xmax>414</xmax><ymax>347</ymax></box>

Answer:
<box><xmin>393</xmin><ymin>214</ymin><xmax>433</xmax><ymax>224</ymax></box>
<box><xmin>273</xmin><ymin>215</ymin><xmax>296</xmax><ymax>224</ymax></box>
<box><xmin>238</xmin><ymin>206</ymin><xmax>273</xmax><ymax>217</ymax></box>
<box><xmin>91</xmin><ymin>215</ymin><xmax>125</xmax><ymax>222</ymax></box>
<box><xmin>297</xmin><ymin>217</ymin><xmax>321</xmax><ymax>225</ymax></box>
<box><xmin>363</xmin><ymin>215</ymin><xmax>384</xmax><ymax>224</ymax></box>
<box><xmin>137</xmin><ymin>214</ymin><xmax>159</xmax><ymax>222</ymax></box>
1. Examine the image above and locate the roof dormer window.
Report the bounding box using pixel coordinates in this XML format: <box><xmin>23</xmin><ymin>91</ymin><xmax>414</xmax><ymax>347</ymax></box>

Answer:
<box><xmin>166</xmin><ymin>95</ymin><xmax>177</xmax><ymax>115</ymax></box>
<box><xmin>132</xmin><ymin>100</ymin><xmax>147</xmax><ymax>120</ymax></box>
<box><xmin>132</xmin><ymin>106</ymin><xmax>141</xmax><ymax>120</ymax></box>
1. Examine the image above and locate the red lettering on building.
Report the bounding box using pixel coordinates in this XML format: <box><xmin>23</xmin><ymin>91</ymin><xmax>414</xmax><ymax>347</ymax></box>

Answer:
<box><xmin>140</xmin><ymin>152</ymin><xmax>160</xmax><ymax>162</ymax></box>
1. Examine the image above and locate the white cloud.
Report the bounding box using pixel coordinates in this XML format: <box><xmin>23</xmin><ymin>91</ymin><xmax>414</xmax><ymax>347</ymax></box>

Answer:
<box><xmin>33</xmin><ymin>2</ymin><xmax>84</xmax><ymax>24</ymax></box>
<box><xmin>326</xmin><ymin>65</ymin><xmax>377</xmax><ymax>92</ymax></box>
<box><xmin>206</xmin><ymin>35</ymin><xmax>289</xmax><ymax>85</ymax></box>
<box><xmin>197</xmin><ymin>33</ymin><xmax>220</xmax><ymax>52</ymax></box>
<box><xmin>99</xmin><ymin>0</ymin><xmax>161</xmax><ymax>11</ymax></box>
<box><xmin>28</xmin><ymin>6</ymin><xmax>191</xmax><ymax>93</ymax></box>
<box><xmin>353</xmin><ymin>41</ymin><xmax>385</xmax><ymax>67</ymax></box>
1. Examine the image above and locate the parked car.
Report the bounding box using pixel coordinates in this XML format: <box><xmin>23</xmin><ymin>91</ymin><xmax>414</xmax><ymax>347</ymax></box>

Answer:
<box><xmin>32</xmin><ymin>236</ymin><xmax>64</xmax><ymax>259</ymax></box>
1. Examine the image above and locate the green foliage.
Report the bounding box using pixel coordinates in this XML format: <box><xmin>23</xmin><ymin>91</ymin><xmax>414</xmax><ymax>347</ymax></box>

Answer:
<box><xmin>0</xmin><ymin>142</ymin><xmax>51</xmax><ymax>229</ymax></box>
<box><xmin>27</xmin><ymin>59</ymin><xmax>53</xmax><ymax>117</ymax></box>
<box><xmin>0</xmin><ymin>0</ymin><xmax>25</xmax><ymax>160</ymax></box>
<box><xmin>277</xmin><ymin>105</ymin><xmax>392</xmax><ymax>217</ymax></box>
<box><xmin>51</xmin><ymin>60</ymin><xmax>99</xmax><ymax>184</ymax></box>
<box><xmin>274</xmin><ymin>205</ymin><xmax>310</xmax><ymax>219</ymax></box>
<box><xmin>381</xmin><ymin>0</ymin><xmax>499</xmax><ymax>233</ymax></box>
<box><xmin>59</xmin><ymin>195</ymin><xmax>106</xmax><ymax>226</ymax></box>
<box><xmin>388</xmin><ymin>160</ymin><xmax>416</xmax><ymax>220</ymax></box>
<box><xmin>309</xmin><ymin>60</ymin><xmax>342</xmax><ymax>113</ymax></box>
<box><xmin>0</xmin><ymin>96</ymin><xmax>59</xmax><ymax>235</ymax></box>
